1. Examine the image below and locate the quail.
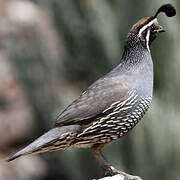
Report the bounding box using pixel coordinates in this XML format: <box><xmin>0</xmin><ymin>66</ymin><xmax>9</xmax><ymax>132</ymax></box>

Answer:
<box><xmin>7</xmin><ymin>4</ymin><xmax>176</xmax><ymax>179</ymax></box>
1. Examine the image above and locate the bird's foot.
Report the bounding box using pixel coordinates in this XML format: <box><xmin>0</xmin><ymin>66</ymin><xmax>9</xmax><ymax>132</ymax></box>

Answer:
<box><xmin>104</xmin><ymin>166</ymin><xmax>142</xmax><ymax>180</ymax></box>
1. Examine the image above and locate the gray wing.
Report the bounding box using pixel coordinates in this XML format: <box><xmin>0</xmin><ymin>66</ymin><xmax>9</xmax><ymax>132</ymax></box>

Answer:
<box><xmin>54</xmin><ymin>75</ymin><xmax>132</xmax><ymax>127</ymax></box>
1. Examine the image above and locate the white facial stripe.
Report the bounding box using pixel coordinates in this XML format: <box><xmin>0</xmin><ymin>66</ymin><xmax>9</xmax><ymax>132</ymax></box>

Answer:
<box><xmin>138</xmin><ymin>18</ymin><xmax>157</xmax><ymax>37</ymax></box>
<box><xmin>146</xmin><ymin>29</ymin><xmax>150</xmax><ymax>52</ymax></box>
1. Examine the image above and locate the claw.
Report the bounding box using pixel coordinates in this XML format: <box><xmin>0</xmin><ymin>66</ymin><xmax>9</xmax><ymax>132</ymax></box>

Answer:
<box><xmin>104</xmin><ymin>166</ymin><xmax>142</xmax><ymax>180</ymax></box>
<box><xmin>91</xmin><ymin>145</ymin><xmax>142</xmax><ymax>180</ymax></box>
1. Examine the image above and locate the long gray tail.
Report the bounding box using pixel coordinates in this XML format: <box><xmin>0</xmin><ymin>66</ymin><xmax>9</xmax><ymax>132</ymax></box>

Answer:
<box><xmin>7</xmin><ymin>125</ymin><xmax>80</xmax><ymax>162</ymax></box>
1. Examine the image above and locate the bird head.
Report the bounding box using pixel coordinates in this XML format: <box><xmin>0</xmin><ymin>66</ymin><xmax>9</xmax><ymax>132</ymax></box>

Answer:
<box><xmin>126</xmin><ymin>4</ymin><xmax>176</xmax><ymax>51</ymax></box>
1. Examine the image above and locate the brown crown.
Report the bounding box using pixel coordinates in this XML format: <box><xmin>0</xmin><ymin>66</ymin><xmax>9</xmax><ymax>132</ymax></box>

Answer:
<box><xmin>129</xmin><ymin>16</ymin><xmax>154</xmax><ymax>35</ymax></box>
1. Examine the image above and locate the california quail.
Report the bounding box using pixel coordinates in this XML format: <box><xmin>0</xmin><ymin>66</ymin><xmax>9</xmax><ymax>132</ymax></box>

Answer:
<box><xmin>7</xmin><ymin>4</ymin><xmax>176</xmax><ymax>179</ymax></box>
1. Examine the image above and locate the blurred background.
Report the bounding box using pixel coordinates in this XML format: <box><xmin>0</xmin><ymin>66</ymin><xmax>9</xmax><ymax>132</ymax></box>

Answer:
<box><xmin>0</xmin><ymin>0</ymin><xmax>179</xmax><ymax>180</ymax></box>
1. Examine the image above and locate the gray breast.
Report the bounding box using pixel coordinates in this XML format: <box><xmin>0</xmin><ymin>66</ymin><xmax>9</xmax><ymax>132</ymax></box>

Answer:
<box><xmin>130</xmin><ymin>53</ymin><xmax>153</xmax><ymax>97</ymax></box>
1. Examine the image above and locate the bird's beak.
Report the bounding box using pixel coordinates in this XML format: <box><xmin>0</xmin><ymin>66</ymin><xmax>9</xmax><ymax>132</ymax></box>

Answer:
<box><xmin>157</xmin><ymin>26</ymin><xmax>165</xmax><ymax>33</ymax></box>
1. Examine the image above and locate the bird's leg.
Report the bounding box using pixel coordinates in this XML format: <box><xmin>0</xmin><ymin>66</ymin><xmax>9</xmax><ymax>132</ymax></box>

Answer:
<box><xmin>92</xmin><ymin>144</ymin><xmax>114</xmax><ymax>176</ymax></box>
<box><xmin>91</xmin><ymin>144</ymin><xmax>127</xmax><ymax>176</ymax></box>
<box><xmin>91</xmin><ymin>144</ymin><xmax>142</xmax><ymax>180</ymax></box>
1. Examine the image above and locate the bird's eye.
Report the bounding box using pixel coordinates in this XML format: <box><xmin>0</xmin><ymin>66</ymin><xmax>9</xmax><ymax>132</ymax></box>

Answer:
<box><xmin>151</xmin><ymin>25</ymin><xmax>155</xmax><ymax>31</ymax></box>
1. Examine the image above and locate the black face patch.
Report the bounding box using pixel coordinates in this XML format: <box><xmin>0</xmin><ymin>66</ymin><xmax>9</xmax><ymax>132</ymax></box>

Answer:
<box><xmin>149</xmin><ymin>31</ymin><xmax>157</xmax><ymax>45</ymax></box>
<box><xmin>149</xmin><ymin>23</ymin><xmax>165</xmax><ymax>45</ymax></box>
<box><xmin>141</xmin><ymin>29</ymin><xmax>148</xmax><ymax>40</ymax></box>
<box><xmin>140</xmin><ymin>21</ymin><xmax>164</xmax><ymax>47</ymax></box>
<box><xmin>140</xmin><ymin>28</ymin><xmax>150</xmax><ymax>49</ymax></box>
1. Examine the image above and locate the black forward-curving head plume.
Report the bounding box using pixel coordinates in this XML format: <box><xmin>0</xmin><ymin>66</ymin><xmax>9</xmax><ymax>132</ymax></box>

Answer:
<box><xmin>154</xmin><ymin>4</ymin><xmax>176</xmax><ymax>18</ymax></box>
